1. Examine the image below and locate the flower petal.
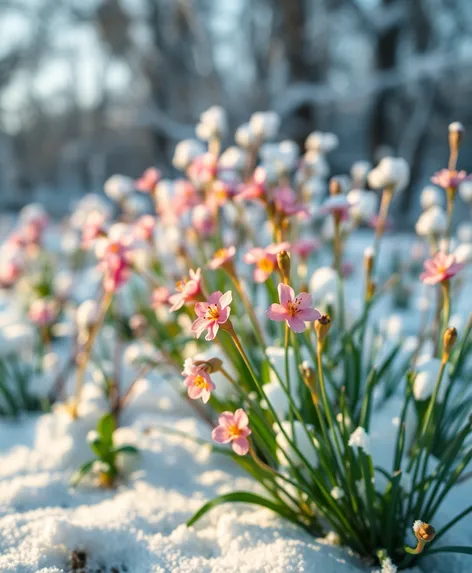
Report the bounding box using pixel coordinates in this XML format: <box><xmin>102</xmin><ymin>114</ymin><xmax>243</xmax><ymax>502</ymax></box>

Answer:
<box><xmin>219</xmin><ymin>290</ymin><xmax>233</xmax><ymax>309</ymax></box>
<box><xmin>234</xmin><ymin>408</ymin><xmax>249</xmax><ymax>429</ymax></box>
<box><xmin>287</xmin><ymin>316</ymin><xmax>306</xmax><ymax>333</ymax></box>
<box><xmin>212</xmin><ymin>426</ymin><xmax>232</xmax><ymax>444</ymax></box>
<box><xmin>232</xmin><ymin>437</ymin><xmax>249</xmax><ymax>456</ymax></box>
<box><xmin>266</xmin><ymin>304</ymin><xmax>289</xmax><ymax>321</ymax></box>
<box><xmin>278</xmin><ymin>283</ymin><xmax>295</xmax><ymax>306</ymax></box>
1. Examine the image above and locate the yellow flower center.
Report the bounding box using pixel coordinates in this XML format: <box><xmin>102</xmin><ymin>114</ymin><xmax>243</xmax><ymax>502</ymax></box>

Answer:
<box><xmin>194</xmin><ymin>375</ymin><xmax>208</xmax><ymax>389</ymax></box>
<box><xmin>205</xmin><ymin>304</ymin><xmax>220</xmax><ymax>320</ymax></box>
<box><xmin>214</xmin><ymin>249</ymin><xmax>228</xmax><ymax>260</ymax></box>
<box><xmin>257</xmin><ymin>257</ymin><xmax>274</xmax><ymax>273</ymax></box>
<box><xmin>227</xmin><ymin>424</ymin><xmax>242</xmax><ymax>438</ymax></box>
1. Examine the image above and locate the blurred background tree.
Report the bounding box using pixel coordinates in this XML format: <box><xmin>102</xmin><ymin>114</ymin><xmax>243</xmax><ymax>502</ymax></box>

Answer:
<box><xmin>1</xmin><ymin>0</ymin><xmax>472</xmax><ymax>223</ymax></box>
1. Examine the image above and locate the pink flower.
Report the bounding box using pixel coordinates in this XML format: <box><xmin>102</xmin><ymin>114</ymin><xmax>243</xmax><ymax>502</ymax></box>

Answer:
<box><xmin>82</xmin><ymin>211</ymin><xmax>107</xmax><ymax>249</ymax></box>
<box><xmin>212</xmin><ymin>180</ymin><xmax>238</xmax><ymax>206</ymax></box>
<box><xmin>266</xmin><ymin>283</ymin><xmax>321</xmax><ymax>333</ymax></box>
<box><xmin>420</xmin><ymin>252</ymin><xmax>465</xmax><ymax>285</ymax></box>
<box><xmin>208</xmin><ymin>246</ymin><xmax>236</xmax><ymax>270</ymax></box>
<box><xmin>134</xmin><ymin>215</ymin><xmax>156</xmax><ymax>242</ymax></box>
<box><xmin>192</xmin><ymin>204</ymin><xmax>216</xmax><ymax>237</ymax></box>
<box><xmin>274</xmin><ymin>187</ymin><xmax>309</xmax><ymax>218</ymax></box>
<box><xmin>188</xmin><ymin>153</ymin><xmax>218</xmax><ymax>185</ymax></box>
<box><xmin>318</xmin><ymin>195</ymin><xmax>352</xmax><ymax>221</ymax></box>
<box><xmin>182</xmin><ymin>358</ymin><xmax>216</xmax><ymax>403</ymax></box>
<box><xmin>135</xmin><ymin>167</ymin><xmax>161</xmax><ymax>193</ymax></box>
<box><xmin>169</xmin><ymin>269</ymin><xmax>202</xmax><ymax>311</ymax></box>
<box><xmin>212</xmin><ymin>409</ymin><xmax>251</xmax><ymax>455</ymax></box>
<box><xmin>431</xmin><ymin>169</ymin><xmax>470</xmax><ymax>189</ymax></box>
<box><xmin>291</xmin><ymin>238</ymin><xmax>320</xmax><ymax>260</ymax></box>
<box><xmin>152</xmin><ymin>286</ymin><xmax>171</xmax><ymax>308</ymax></box>
<box><xmin>237</xmin><ymin>167</ymin><xmax>267</xmax><ymax>202</ymax></box>
<box><xmin>243</xmin><ymin>242</ymin><xmax>290</xmax><ymax>283</ymax></box>
<box><xmin>191</xmin><ymin>290</ymin><xmax>232</xmax><ymax>341</ymax></box>
<box><xmin>29</xmin><ymin>298</ymin><xmax>58</xmax><ymax>327</ymax></box>
<box><xmin>96</xmin><ymin>230</ymin><xmax>134</xmax><ymax>293</ymax></box>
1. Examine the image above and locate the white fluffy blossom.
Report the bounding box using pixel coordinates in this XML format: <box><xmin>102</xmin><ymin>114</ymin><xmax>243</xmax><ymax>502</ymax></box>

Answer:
<box><xmin>104</xmin><ymin>175</ymin><xmax>135</xmax><ymax>202</ymax></box>
<box><xmin>449</xmin><ymin>121</ymin><xmax>464</xmax><ymax>133</ymax></box>
<box><xmin>457</xmin><ymin>222</ymin><xmax>472</xmax><ymax>244</ymax></box>
<box><xmin>260</xmin><ymin>140</ymin><xmax>299</xmax><ymax>173</ymax></box>
<box><xmin>414</xmin><ymin>356</ymin><xmax>449</xmax><ymax>401</ymax></box>
<box><xmin>305</xmin><ymin>131</ymin><xmax>339</xmax><ymax>154</ymax></box>
<box><xmin>420</xmin><ymin>186</ymin><xmax>443</xmax><ymax>210</ymax></box>
<box><xmin>350</xmin><ymin>160</ymin><xmax>372</xmax><ymax>186</ymax></box>
<box><xmin>87</xmin><ymin>430</ymin><xmax>99</xmax><ymax>443</ymax></box>
<box><xmin>76</xmin><ymin>300</ymin><xmax>99</xmax><ymax>331</ymax></box>
<box><xmin>367</xmin><ymin>157</ymin><xmax>410</xmax><ymax>193</ymax></box>
<box><xmin>219</xmin><ymin>146</ymin><xmax>247</xmax><ymax>171</ymax></box>
<box><xmin>415</xmin><ymin>206</ymin><xmax>447</xmax><ymax>237</ymax></box>
<box><xmin>330</xmin><ymin>486</ymin><xmax>344</xmax><ymax>500</ymax></box>
<box><xmin>459</xmin><ymin>180</ymin><xmax>472</xmax><ymax>204</ymax></box>
<box><xmin>172</xmin><ymin>139</ymin><xmax>205</xmax><ymax>170</ymax></box>
<box><xmin>196</xmin><ymin>105</ymin><xmax>228</xmax><ymax>140</ymax></box>
<box><xmin>347</xmin><ymin>189</ymin><xmax>378</xmax><ymax>223</ymax></box>
<box><xmin>249</xmin><ymin>111</ymin><xmax>280</xmax><ymax>140</ymax></box>
<box><xmin>348</xmin><ymin>427</ymin><xmax>371</xmax><ymax>454</ymax></box>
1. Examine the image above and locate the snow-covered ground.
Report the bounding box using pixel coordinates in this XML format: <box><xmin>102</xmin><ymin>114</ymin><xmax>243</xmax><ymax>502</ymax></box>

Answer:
<box><xmin>0</xmin><ymin>378</ymin><xmax>471</xmax><ymax>572</ymax></box>
<box><xmin>0</xmin><ymin>228</ymin><xmax>471</xmax><ymax>573</ymax></box>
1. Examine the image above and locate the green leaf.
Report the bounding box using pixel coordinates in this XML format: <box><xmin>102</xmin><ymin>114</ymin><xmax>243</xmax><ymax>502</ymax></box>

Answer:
<box><xmin>187</xmin><ymin>491</ymin><xmax>302</xmax><ymax>529</ymax></box>
<box><xmin>90</xmin><ymin>438</ymin><xmax>108</xmax><ymax>459</ymax></box>
<box><xmin>425</xmin><ymin>546</ymin><xmax>472</xmax><ymax>556</ymax></box>
<box><xmin>97</xmin><ymin>413</ymin><xmax>115</xmax><ymax>446</ymax></box>
<box><xmin>113</xmin><ymin>445</ymin><xmax>139</xmax><ymax>456</ymax></box>
<box><xmin>71</xmin><ymin>460</ymin><xmax>95</xmax><ymax>486</ymax></box>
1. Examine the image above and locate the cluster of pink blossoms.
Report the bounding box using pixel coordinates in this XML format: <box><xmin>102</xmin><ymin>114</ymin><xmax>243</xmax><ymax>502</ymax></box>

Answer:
<box><xmin>169</xmin><ymin>269</ymin><xmax>202</xmax><ymax>311</ymax></box>
<box><xmin>95</xmin><ymin>230</ymin><xmax>135</xmax><ymax>293</ymax></box>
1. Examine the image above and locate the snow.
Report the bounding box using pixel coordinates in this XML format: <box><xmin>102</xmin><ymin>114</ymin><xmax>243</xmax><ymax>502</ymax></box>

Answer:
<box><xmin>0</xmin><ymin>233</ymin><xmax>471</xmax><ymax>572</ymax></box>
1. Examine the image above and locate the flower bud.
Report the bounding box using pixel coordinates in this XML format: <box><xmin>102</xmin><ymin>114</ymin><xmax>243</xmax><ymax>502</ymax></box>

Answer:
<box><xmin>414</xmin><ymin>521</ymin><xmax>436</xmax><ymax>543</ymax></box>
<box><xmin>443</xmin><ymin>326</ymin><xmax>457</xmax><ymax>356</ymax></box>
<box><xmin>329</xmin><ymin>177</ymin><xmax>342</xmax><ymax>196</ymax></box>
<box><xmin>364</xmin><ymin>247</ymin><xmax>375</xmax><ymax>276</ymax></box>
<box><xmin>195</xmin><ymin>357</ymin><xmax>223</xmax><ymax>373</ymax></box>
<box><xmin>315</xmin><ymin>314</ymin><xmax>331</xmax><ymax>344</ymax></box>
<box><xmin>277</xmin><ymin>250</ymin><xmax>291</xmax><ymax>283</ymax></box>
<box><xmin>299</xmin><ymin>361</ymin><xmax>317</xmax><ymax>395</ymax></box>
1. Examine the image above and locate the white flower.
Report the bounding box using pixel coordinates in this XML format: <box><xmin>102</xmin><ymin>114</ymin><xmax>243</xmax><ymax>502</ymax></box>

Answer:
<box><xmin>347</xmin><ymin>189</ymin><xmax>378</xmax><ymax>223</ymax></box>
<box><xmin>303</xmin><ymin>151</ymin><xmax>330</xmax><ymax>178</ymax></box>
<box><xmin>449</xmin><ymin>121</ymin><xmax>464</xmax><ymax>133</ymax></box>
<box><xmin>76</xmin><ymin>300</ymin><xmax>99</xmax><ymax>331</ymax></box>
<box><xmin>415</xmin><ymin>206</ymin><xmax>447</xmax><ymax>237</ymax></box>
<box><xmin>300</xmin><ymin>176</ymin><xmax>326</xmax><ymax>199</ymax></box>
<box><xmin>420</xmin><ymin>185</ymin><xmax>443</xmax><ymax>210</ymax></box>
<box><xmin>305</xmin><ymin>131</ymin><xmax>339</xmax><ymax>154</ymax></box>
<box><xmin>275</xmin><ymin>421</ymin><xmax>318</xmax><ymax>468</ymax></box>
<box><xmin>219</xmin><ymin>146</ymin><xmax>247</xmax><ymax>171</ymax></box>
<box><xmin>249</xmin><ymin>111</ymin><xmax>280</xmax><ymax>140</ymax></box>
<box><xmin>367</xmin><ymin>157</ymin><xmax>410</xmax><ymax>193</ymax></box>
<box><xmin>172</xmin><ymin>139</ymin><xmax>205</xmax><ymax>170</ymax></box>
<box><xmin>196</xmin><ymin>105</ymin><xmax>228</xmax><ymax>140</ymax></box>
<box><xmin>330</xmin><ymin>486</ymin><xmax>344</xmax><ymax>500</ymax></box>
<box><xmin>348</xmin><ymin>427</ymin><xmax>371</xmax><ymax>454</ymax></box>
<box><xmin>260</xmin><ymin>140</ymin><xmax>299</xmax><ymax>173</ymax></box>
<box><xmin>121</xmin><ymin>194</ymin><xmax>149</xmax><ymax>217</ymax></box>
<box><xmin>457</xmin><ymin>222</ymin><xmax>472</xmax><ymax>244</ymax></box>
<box><xmin>414</xmin><ymin>356</ymin><xmax>449</xmax><ymax>401</ymax></box>
<box><xmin>93</xmin><ymin>460</ymin><xmax>111</xmax><ymax>473</ymax></box>
<box><xmin>454</xmin><ymin>242</ymin><xmax>472</xmax><ymax>264</ymax></box>
<box><xmin>235</xmin><ymin>123</ymin><xmax>258</xmax><ymax>148</ymax></box>
<box><xmin>459</xmin><ymin>180</ymin><xmax>472</xmax><ymax>204</ymax></box>
<box><xmin>19</xmin><ymin>203</ymin><xmax>48</xmax><ymax>228</ymax></box>
<box><xmin>350</xmin><ymin>160</ymin><xmax>372</xmax><ymax>185</ymax></box>
<box><xmin>87</xmin><ymin>430</ymin><xmax>99</xmax><ymax>443</ymax></box>
<box><xmin>104</xmin><ymin>175</ymin><xmax>135</xmax><ymax>202</ymax></box>
<box><xmin>70</xmin><ymin>193</ymin><xmax>111</xmax><ymax>228</ymax></box>
<box><xmin>53</xmin><ymin>271</ymin><xmax>74</xmax><ymax>299</ymax></box>
<box><xmin>124</xmin><ymin>341</ymin><xmax>159</xmax><ymax>366</ymax></box>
